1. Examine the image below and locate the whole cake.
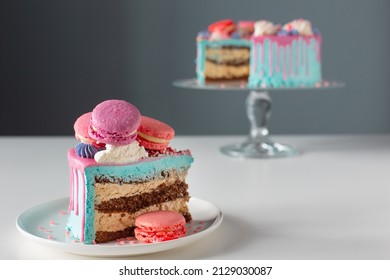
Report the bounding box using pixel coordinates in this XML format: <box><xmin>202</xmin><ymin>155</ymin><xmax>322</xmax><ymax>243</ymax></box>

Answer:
<box><xmin>196</xmin><ymin>19</ymin><xmax>322</xmax><ymax>87</ymax></box>
<box><xmin>67</xmin><ymin>100</ymin><xmax>193</xmax><ymax>244</ymax></box>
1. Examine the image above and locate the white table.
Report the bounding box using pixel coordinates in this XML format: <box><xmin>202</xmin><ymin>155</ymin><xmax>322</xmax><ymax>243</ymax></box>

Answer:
<box><xmin>1</xmin><ymin>135</ymin><xmax>390</xmax><ymax>260</ymax></box>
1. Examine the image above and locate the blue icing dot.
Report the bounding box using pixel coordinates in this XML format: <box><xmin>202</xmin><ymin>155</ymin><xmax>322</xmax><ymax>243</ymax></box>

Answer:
<box><xmin>197</xmin><ymin>30</ymin><xmax>210</xmax><ymax>37</ymax></box>
<box><xmin>277</xmin><ymin>30</ymin><xmax>288</xmax><ymax>36</ymax></box>
<box><xmin>288</xmin><ymin>29</ymin><xmax>299</xmax><ymax>36</ymax></box>
<box><xmin>75</xmin><ymin>143</ymin><xmax>98</xmax><ymax>159</ymax></box>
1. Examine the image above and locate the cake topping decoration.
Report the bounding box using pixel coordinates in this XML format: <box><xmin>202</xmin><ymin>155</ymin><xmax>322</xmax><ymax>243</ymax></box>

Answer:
<box><xmin>74</xmin><ymin>112</ymin><xmax>95</xmax><ymax>144</ymax></box>
<box><xmin>237</xmin><ymin>21</ymin><xmax>255</xmax><ymax>38</ymax></box>
<box><xmin>137</xmin><ymin>116</ymin><xmax>175</xmax><ymax>151</ymax></box>
<box><xmin>253</xmin><ymin>20</ymin><xmax>281</xmax><ymax>36</ymax></box>
<box><xmin>281</xmin><ymin>19</ymin><xmax>313</xmax><ymax>36</ymax></box>
<box><xmin>94</xmin><ymin>141</ymin><xmax>147</xmax><ymax>164</ymax></box>
<box><xmin>208</xmin><ymin>19</ymin><xmax>236</xmax><ymax>41</ymax></box>
<box><xmin>88</xmin><ymin>99</ymin><xmax>141</xmax><ymax>146</ymax></box>
<box><xmin>75</xmin><ymin>142</ymin><xmax>100</xmax><ymax>159</ymax></box>
<box><xmin>198</xmin><ymin>19</ymin><xmax>319</xmax><ymax>40</ymax></box>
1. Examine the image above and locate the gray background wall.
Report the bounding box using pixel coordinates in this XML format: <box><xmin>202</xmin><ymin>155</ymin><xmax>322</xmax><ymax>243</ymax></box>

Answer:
<box><xmin>1</xmin><ymin>0</ymin><xmax>389</xmax><ymax>136</ymax></box>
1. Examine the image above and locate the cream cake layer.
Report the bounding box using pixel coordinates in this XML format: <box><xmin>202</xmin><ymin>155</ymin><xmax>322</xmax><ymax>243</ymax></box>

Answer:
<box><xmin>94</xmin><ymin>170</ymin><xmax>188</xmax><ymax>204</ymax></box>
<box><xmin>66</xmin><ymin>148</ymin><xmax>194</xmax><ymax>244</ymax></box>
<box><xmin>206</xmin><ymin>47</ymin><xmax>250</xmax><ymax>65</ymax></box>
<box><xmin>204</xmin><ymin>61</ymin><xmax>249</xmax><ymax>80</ymax></box>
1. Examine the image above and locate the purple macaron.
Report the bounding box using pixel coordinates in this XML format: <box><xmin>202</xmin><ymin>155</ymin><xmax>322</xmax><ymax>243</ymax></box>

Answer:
<box><xmin>88</xmin><ymin>99</ymin><xmax>141</xmax><ymax>146</ymax></box>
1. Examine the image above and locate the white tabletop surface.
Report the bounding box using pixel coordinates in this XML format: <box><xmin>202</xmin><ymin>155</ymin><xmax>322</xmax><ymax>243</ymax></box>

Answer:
<box><xmin>1</xmin><ymin>135</ymin><xmax>390</xmax><ymax>260</ymax></box>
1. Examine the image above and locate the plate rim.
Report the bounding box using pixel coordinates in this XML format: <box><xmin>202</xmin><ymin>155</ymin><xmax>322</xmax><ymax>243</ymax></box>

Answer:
<box><xmin>16</xmin><ymin>196</ymin><xmax>223</xmax><ymax>257</ymax></box>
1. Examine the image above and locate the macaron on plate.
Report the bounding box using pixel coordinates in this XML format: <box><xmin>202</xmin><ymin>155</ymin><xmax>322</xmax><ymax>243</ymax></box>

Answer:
<box><xmin>135</xmin><ymin>211</ymin><xmax>186</xmax><ymax>243</ymax></box>
<box><xmin>16</xmin><ymin>197</ymin><xmax>223</xmax><ymax>257</ymax></box>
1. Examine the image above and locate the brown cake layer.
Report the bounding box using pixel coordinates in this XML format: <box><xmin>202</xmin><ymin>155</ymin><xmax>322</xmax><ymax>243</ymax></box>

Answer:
<box><xmin>95</xmin><ymin>227</ymin><xmax>135</xmax><ymax>243</ymax></box>
<box><xmin>205</xmin><ymin>77</ymin><xmax>249</xmax><ymax>83</ymax></box>
<box><xmin>206</xmin><ymin>58</ymin><xmax>250</xmax><ymax>66</ymax></box>
<box><xmin>95</xmin><ymin>181</ymin><xmax>189</xmax><ymax>213</ymax></box>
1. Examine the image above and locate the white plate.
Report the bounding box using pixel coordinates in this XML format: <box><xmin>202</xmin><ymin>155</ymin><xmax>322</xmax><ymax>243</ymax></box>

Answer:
<box><xmin>16</xmin><ymin>197</ymin><xmax>223</xmax><ymax>257</ymax></box>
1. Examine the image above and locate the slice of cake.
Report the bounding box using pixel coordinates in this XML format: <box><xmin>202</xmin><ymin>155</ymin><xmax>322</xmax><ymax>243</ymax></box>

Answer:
<box><xmin>67</xmin><ymin>100</ymin><xmax>193</xmax><ymax>244</ymax></box>
<box><xmin>196</xmin><ymin>19</ymin><xmax>251</xmax><ymax>83</ymax></box>
<box><xmin>196</xmin><ymin>18</ymin><xmax>322</xmax><ymax>87</ymax></box>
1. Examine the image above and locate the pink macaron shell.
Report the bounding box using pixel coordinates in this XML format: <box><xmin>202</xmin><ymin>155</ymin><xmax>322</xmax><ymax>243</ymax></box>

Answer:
<box><xmin>74</xmin><ymin>112</ymin><xmax>93</xmax><ymax>143</ymax></box>
<box><xmin>89</xmin><ymin>126</ymin><xmax>137</xmax><ymax>146</ymax></box>
<box><xmin>136</xmin><ymin>136</ymin><xmax>168</xmax><ymax>150</ymax></box>
<box><xmin>134</xmin><ymin>210</ymin><xmax>186</xmax><ymax>243</ymax></box>
<box><xmin>135</xmin><ymin>210</ymin><xmax>186</xmax><ymax>230</ymax></box>
<box><xmin>138</xmin><ymin>116</ymin><xmax>175</xmax><ymax>140</ymax></box>
<box><xmin>88</xmin><ymin>100</ymin><xmax>141</xmax><ymax>146</ymax></box>
<box><xmin>134</xmin><ymin>226</ymin><xmax>186</xmax><ymax>243</ymax></box>
<box><xmin>137</xmin><ymin>116</ymin><xmax>175</xmax><ymax>150</ymax></box>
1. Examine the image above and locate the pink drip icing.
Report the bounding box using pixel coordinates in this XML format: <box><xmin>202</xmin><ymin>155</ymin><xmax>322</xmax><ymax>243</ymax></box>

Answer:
<box><xmin>283</xmin><ymin>47</ymin><xmax>287</xmax><ymax>80</ymax></box>
<box><xmin>80</xmin><ymin>171</ymin><xmax>86</xmax><ymax>242</ymax></box>
<box><xmin>253</xmin><ymin>42</ymin><xmax>257</xmax><ymax>74</ymax></box>
<box><xmin>276</xmin><ymin>46</ymin><xmax>280</xmax><ymax>73</ymax></box>
<box><xmin>251</xmin><ymin>36</ymin><xmax>321</xmax><ymax>78</ymax></box>
<box><xmin>68</xmin><ymin>168</ymin><xmax>74</xmax><ymax>213</ymax></box>
<box><xmin>260</xmin><ymin>44</ymin><xmax>263</xmax><ymax>78</ymax></box>
<box><xmin>74</xmin><ymin>169</ymin><xmax>79</xmax><ymax>216</ymax></box>
<box><xmin>305</xmin><ymin>43</ymin><xmax>309</xmax><ymax>76</ymax></box>
<box><xmin>290</xmin><ymin>45</ymin><xmax>293</xmax><ymax>76</ymax></box>
<box><xmin>298</xmin><ymin>39</ymin><xmax>300</xmax><ymax>73</ymax></box>
<box><xmin>269</xmin><ymin>43</ymin><xmax>273</xmax><ymax>76</ymax></box>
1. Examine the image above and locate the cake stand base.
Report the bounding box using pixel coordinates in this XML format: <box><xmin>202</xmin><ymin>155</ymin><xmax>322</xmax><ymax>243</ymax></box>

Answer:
<box><xmin>220</xmin><ymin>136</ymin><xmax>300</xmax><ymax>159</ymax></box>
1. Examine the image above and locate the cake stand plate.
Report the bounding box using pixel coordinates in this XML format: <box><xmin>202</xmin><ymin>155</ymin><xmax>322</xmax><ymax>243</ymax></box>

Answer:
<box><xmin>16</xmin><ymin>197</ymin><xmax>223</xmax><ymax>257</ymax></box>
<box><xmin>174</xmin><ymin>79</ymin><xmax>344</xmax><ymax>159</ymax></box>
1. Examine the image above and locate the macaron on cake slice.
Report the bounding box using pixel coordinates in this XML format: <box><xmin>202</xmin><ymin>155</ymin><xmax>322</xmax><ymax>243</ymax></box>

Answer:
<box><xmin>74</xmin><ymin>112</ymin><xmax>94</xmax><ymax>144</ymax></box>
<box><xmin>137</xmin><ymin>116</ymin><xmax>175</xmax><ymax>150</ymax></box>
<box><xmin>88</xmin><ymin>99</ymin><xmax>141</xmax><ymax>146</ymax></box>
<box><xmin>73</xmin><ymin>112</ymin><xmax>104</xmax><ymax>159</ymax></box>
<box><xmin>134</xmin><ymin>210</ymin><xmax>186</xmax><ymax>243</ymax></box>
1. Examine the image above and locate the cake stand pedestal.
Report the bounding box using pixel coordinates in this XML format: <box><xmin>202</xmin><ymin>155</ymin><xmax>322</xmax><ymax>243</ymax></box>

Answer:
<box><xmin>173</xmin><ymin>79</ymin><xmax>344</xmax><ymax>159</ymax></box>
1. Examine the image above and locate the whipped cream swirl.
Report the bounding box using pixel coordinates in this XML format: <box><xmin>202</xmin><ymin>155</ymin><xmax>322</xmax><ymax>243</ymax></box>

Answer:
<box><xmin>94</xmin><ymin>141</ymin><xmax>147</xmax><ymax>164</ymax></box>
<box><xmin>253</xmin><ymin>20</ymin><xmax>281</xmax><ymax>36</ymax></box>
<box><xmin>282</xmin><ymin>19</ymin><xmax>313</xmax><ymax>36</ymax></box>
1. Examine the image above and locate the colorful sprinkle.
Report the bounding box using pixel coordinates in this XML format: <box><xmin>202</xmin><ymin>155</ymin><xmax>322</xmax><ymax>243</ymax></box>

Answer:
<box><xmin>49</xmin><ymin>220</ymin><xmax>56</xmax><ymax>226</ymax></box>
<box><xmin>38</xmin><ymin>226</ymin><xmax>45</xmax><ymax>231</ymax></box>
<box><xmin>58</xmin><ymin>211</ymin><xmax>67</xmax><ymax>216</ymax></box>
<box><xmin>47</xmin><ymin>235</ymin><xmax>54</xmax><ymax>240</ymax></box>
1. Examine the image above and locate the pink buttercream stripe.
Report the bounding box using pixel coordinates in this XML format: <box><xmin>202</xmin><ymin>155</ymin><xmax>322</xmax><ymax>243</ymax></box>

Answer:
<box><xmin>68</xmin><ymin>168</ymin><xmax>74</xmax><ymax>213</ymax></box>
<box><xmin>260</xmin><ymin>44</ymin><xmax>263</xmax><ymax>78</ymax></box>
<box><xmin>81</xmin><ymin>172</ymin><xmax>86</xmax><ymax>242</ymax></box>
<box><xmin>269</xmin><ymin>43</ymin><xmax>273</xmax><ymax>76</ymax></box>
<box><xmin>75</xmin><ymin>169</ymin><xmax>79</xmax><ymax>216</ymax></box>
<box><xmin>283</xmin><ymin>47</ymin><xmax>287</xmax><ymax>80</ymax></box>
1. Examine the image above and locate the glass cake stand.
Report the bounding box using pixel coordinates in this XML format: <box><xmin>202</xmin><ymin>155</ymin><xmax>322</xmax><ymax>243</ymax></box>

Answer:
<box><xmin>173</xmin><ymin>79</ymin><xmax>344</xmax><ymax>159</ymax></box>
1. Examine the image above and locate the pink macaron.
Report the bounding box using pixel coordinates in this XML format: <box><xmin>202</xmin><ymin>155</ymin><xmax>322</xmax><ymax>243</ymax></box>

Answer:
<box><xmin>74</xmin><ymin>112</ymin><xmax>93</xmax><ymax>143</ymax></box>
<box><xmin>137</xmin><ymin>116</ymin><xmax>175</xmax><ymax>150</ymax></box>
<box><xmin>134</xmin><ymin>210</ymin><xmax>186</xmax><ymax>243</ymax></box>
<box><xmin>88</xmin><ymin>100</ymin><xmax>141</xmax><ymax>146</ymax></box>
